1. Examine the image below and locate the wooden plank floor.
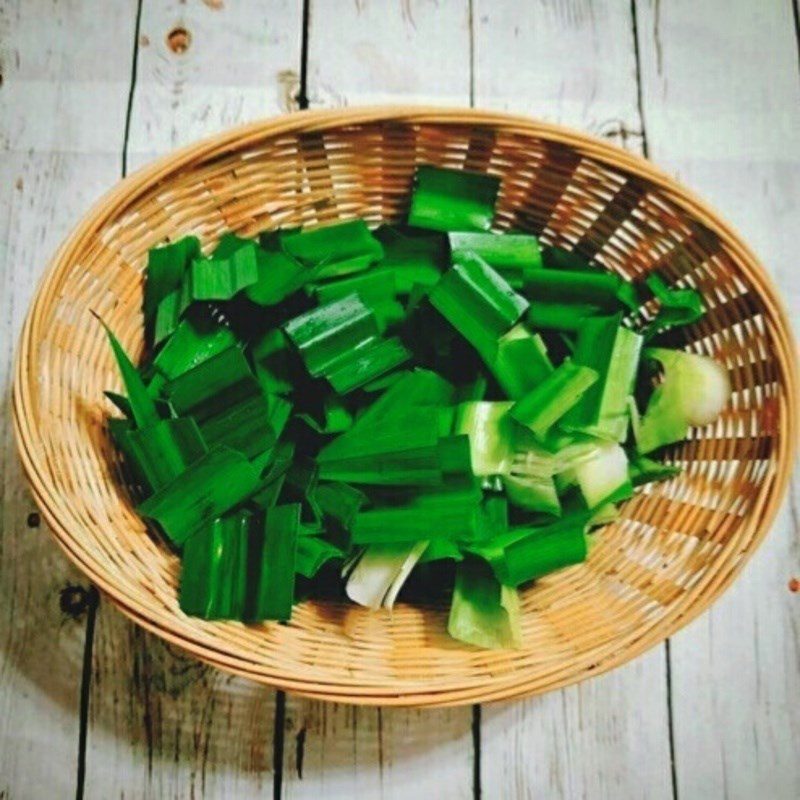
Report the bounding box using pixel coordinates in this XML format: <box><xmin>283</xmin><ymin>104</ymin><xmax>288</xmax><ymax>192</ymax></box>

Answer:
<box><xmin>0</xmin><ymin>1</ymin><xmax>797</xmax><ymax>798</ymax></box>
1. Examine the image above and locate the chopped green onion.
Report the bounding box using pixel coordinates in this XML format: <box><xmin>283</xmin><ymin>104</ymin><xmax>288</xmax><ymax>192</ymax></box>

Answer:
<box><xmin>144</xmin><ymin>236</ymin><xmax>200</xmax><ymax>340</ymax></box>
<box><xmin>454</xmin><ymin>401</ymin><xmax>515</xmax><ymax>476</ymax></box>
<box><xmin>179</xmin><ymin>510</ymin><xmax>251</xmax><ymax>619</ymax></box>
<box><xmin>562</xmin><ymin>314</ymin><xmax>643</xmax><ymax>442</ymax></box>
<box><xmin>113</xmin><ymin>417</ymin><xmax>207</xmax><ymax>494</ymax></box>
<box><xmin>100</xmin><ymin>322</ymin><xmax>160</xmax><ymax>430</ymax></box>
<box><xmin>187</xmin><ymin>245</ymin><xmax>259</xmax><ymax>301</ymax></box>
<box><xmin>345</xmin><ymin>541</ymin><xmax>428</xmax><ymax>609</ymax></box>
<box><xmin>572</xmin><ymin>442</ymin><xmax>631</xmax><ymax>508</ymax></box>
<box><xmin>408</xmin><ymin>165</ymin><xmax>499</xmax><ymax>232</ymax></box>
<box><xmin>509</xmin><ymin>361</ymin><xmax>599</xmax><ymax>442</ymax></box>
<box><xmin>642</xmin><ymin>273</ymin><xmax>704</xmax><ymax>339</ymax></box>
<box><xmin>447</xmin><ymin>557</ymin><xmax>521</xmax><ymax>649</ymax></box>
<box><xmin>153</xmin><ymin>311</ymin><xmax>237</xmax><ymax>381</ymax></box>
<box><xmin>634</xmin><ymin>347</ymin><xmax>730</xmax><ymax>454</ymax></box>
<box><xmin>527</xmin><ymin>301</ymin><xmax>602</xmax><ymax>331</ymax></box>
<box><xmin>282</xmin><ymin>220</ymin><xmax>383</xmax><ymax>279</ymax></box>
<box><xmin>449</xmin><ymin>232</ymin><xmax>542</xmax><ymax>285</ymax></box>
<box><xmin>524</xmin><ymin>270</ymin><xmax>639</xmax><ymax>312</ymax></box>
<box><xmin>246</xmin><ymin>504</ymin><xmax>300</xmax><ymax>621</ymax></box>
<box><xmin>138</xmin><ymin>446</ymin><xmax>261</xmax><ymax>545</ymax></box>
<box><xmin>430</xmin><ymin>252</ymin><xmax>529</xmax><ymax>354</ymax></box>
<box><xmin>488</xmin><ymin>324</ymin><xmax>554</xmax><ymax>399</ymax></box>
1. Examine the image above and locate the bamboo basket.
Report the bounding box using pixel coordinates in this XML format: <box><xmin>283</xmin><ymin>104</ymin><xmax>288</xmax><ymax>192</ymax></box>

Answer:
<box><xmin>12</xmin><ymin>108</ymin><xmax>797</xmax><ymax>707</ymax></box>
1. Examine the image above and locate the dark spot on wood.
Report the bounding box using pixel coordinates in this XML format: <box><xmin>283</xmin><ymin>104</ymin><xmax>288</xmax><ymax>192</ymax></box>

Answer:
<box><xmin>59</xmin><ymin>584</ymin><xmax>98</xmax><ymax>618</ymax></box>
<box><xmin>166</xmin><ymin>26</ymin><xmax>191</xmax><ymax>54</ymax></box>
<box><xmin>139</xmin><ymin>33</ymin><xmax>150</xmax><ymax>47</ymax></box>
<box><xmin>26</xmin><ymin>511</ymin><xmax>39</xmax><ymax>527</ymax></box>
<box><xmin>789</xmin><ymin>577</ymin><xmax>799</xmax><ymax>593</ymax></box>
<box><xmin>295</xmin><ymin>725</ymin><xmax>306</xmax><ymax>778</ymax></box>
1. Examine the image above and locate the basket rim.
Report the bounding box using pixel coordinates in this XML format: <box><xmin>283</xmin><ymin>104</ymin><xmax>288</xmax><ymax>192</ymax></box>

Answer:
<box><xmin>12</xmin><ymin>106</ymin><xmax>799</xmax><ymax>707</ymax></box>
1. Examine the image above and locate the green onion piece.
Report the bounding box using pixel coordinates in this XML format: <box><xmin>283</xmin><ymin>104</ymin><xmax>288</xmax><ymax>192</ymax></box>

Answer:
<box><xmin>241</xmin><ymin>231</ymin><xmax>309</xmax><ymax>306</ymax></box>
<box><xmin>211</xmin><ymin>232</ymin><xmax>251</xmax><ymax>259</ymax></box>
<box><xmin>163</xmin><ymin>347</ymin><xmax>276</xmax><ymax>460</ymax></box>
<box><xmin>489</xmin><ymin>324</ymin><xmax>554</xmax><ymax>399</ymax></box>
<box><xmin>164</xmin><ymin>346</ymin><xmax>252</xmax><ymax>414</ymax></box>
<box><xmin>298</xmin><ymin>394</ymin><xmax>354</xmax><ymax>435</ymax></box>
<box><xmin>561</xmin><ymin>314</ymin><xmax>643</xmax><ymax>442</ymax></box>
<box><xmin>350</xmin><ymin>483</ymin><xmax>482</xmax><ymax>545</ymax></box>
<box><xmin>101</xmin><ymin>322</ymin><xmax>160</xmax><ymax>430</ymax></box>
<box><xmin>314</xmin><ymin>269</ymin><xmax>397</xmax><ymax>307</ymax></box>
<box><xmin>114</xmin><ymin>417</ymin><xmax>207</xmax><ymax>494</ymax></box>
<box><xmin>527</xmin><ymin>301</ymin><xmax>602</xmax><ymax>331</ymax></box>
<box><xmin>373</xmin><ymin>224</ymin><xmax>446</xmax><ymax>291</ymax></box>
<box><xmin>634</xmin><ymin>348</ymin><xmax>730</xmax><ymax>454</ymax></box>
<box><xmin>187</xmin><ymin>245</ymin><xmax>259</xmax><ymax>301</ymax></box>
<box><xmin>152</xmin><ymin>283</ymin><xmax>192</xmax><ymax>346</ymax></box>
<box><xmin>449</xmin><ymin>232</ymin><xmax>542</xmax><ymax>285</ymax></box>
<box><xmin>430</xmin><ymin>252</ymin><xmax>529</xmax><ymax>353</ymax></box>
<box><xmin>281</xmin><ymin>220</ymin><xmax>383</xmax><ymax>279</ymax></box>
<box><xmin>642</xmin><ymin>274</ymin><xmax>704</xmax><ymax>339</ymax></box>
<box><xmin>509</xmin><ymin>361</ymin><xmax>599</xmax><ymax>442</ymax></box>
<box><xmin>540</xmin><ymin>244</ymin><xmax>593</xmax><ymax>271</ymax></box>
<box><xmin>296</xmin><ymin>536</ymin><xmax>343</xmax><ymax>579</ymax></box>
<box><xmin>144</xmin><ymin>236</ymin><xmax>201</xmax><ymax>340</ymax></box>
<box><xmin>420</xmin><ymin>539</ymin><xmax>464</xmax><ymax>563</ymax></box>
<box><xmin>284</xmin><ymin>293</ymin><xmax>379</xmax><ymax>378</ymax></box>
<box><xmin>317</xmin><ymin>425</ymin><xmax>449</xmax><ymax>487</ymax></box>
<box><xmin>345</xmin><ymin>540</ymin><xmax>428</xmax><ymax>609</ymax></box>
<box><xmin>502</xmin><ymin>473</ymin><xmax>561</xmax><ymax>516</ymax></box>
<box><xmin>525</xmin><ymin>270</ymin><xmax>639</xmax><ymax>311</ymax></box>
<box><xmin>326</xmin><ymin>336</ymin><xmax>411</xmax><ymax>395</ymax></box>
<box><xmin>447</xmin><ymin>557</ymin><xmax>521</xmax><ymax>649</ymax></box>
<box><xmin>408</xmin><ymin>166</ymin><xmax>499</xmax><ymax>232</ymax></box>
<box><xmin>138</xmin><ymin>446</ymin><xmax>260</xmax><ymax>545</ymax></box>
<box><xmin>153</xmin><ymin>312</ymin><xmax>237</xmax><ymax>381</ymax></box>
<box><xmin>252</xmin><ymin>328</ymin><xmax>294</xmax><ymax>395</ymax></box>
<box><xmin>628</xmin><ymin>453</ymin><xmax>681</xmax><ymax>486</ymax></box>
<box><xmin>454</xmin><ymin>401</ymin><xmax>515</xmax><ymax>476</ymax></box>
<box><xmin>320</xmin><ymin>369</ymin><xmax>453</xmax><ymax>461</ymax></box>
<box><xmin>572</xmin><ymin>442</ymin><xmax>631</xmax><ymax>508</ymax></box>
<box><xmin>471</xmin><ymin>513</ymin><xmax>590</xmax><ymax>587</ymax></box>
<box><xmin>179</xmin><ymin>510</ymin><xmax>251</xmax><ymax>619</ymax></box>
<box><xmin>246</xmin><ymin>504</ymin><xmax>301</xmax><ymax>621</ymax></box>
<box><xmin>314</xmin><ymin>482</ymin><xmax>367</xmax><ymax>529</ymax></box>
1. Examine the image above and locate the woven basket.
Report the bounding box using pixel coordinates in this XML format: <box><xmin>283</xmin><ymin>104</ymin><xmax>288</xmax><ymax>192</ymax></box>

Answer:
<box><xmin>13</xmin><ymin>108</ymin><xmax>797</xmax><ymax>707</ymax></box>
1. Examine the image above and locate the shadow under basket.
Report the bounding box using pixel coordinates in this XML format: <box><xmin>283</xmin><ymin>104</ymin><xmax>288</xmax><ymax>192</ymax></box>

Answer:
<box><xmin>12</xmin><ymin>107</ymin><xmax>797</xmax><ymax>707</ymax></box>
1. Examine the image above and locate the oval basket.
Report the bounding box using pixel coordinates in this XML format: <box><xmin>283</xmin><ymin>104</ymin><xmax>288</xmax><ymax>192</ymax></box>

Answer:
<box><xmin>13</xmin><ymin>108</ymin><xmax>797</xmax><ymax>707</ymax></box>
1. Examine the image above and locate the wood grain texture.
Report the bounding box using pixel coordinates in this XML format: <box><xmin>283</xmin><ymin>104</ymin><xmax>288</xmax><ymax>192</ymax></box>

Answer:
<box><xmin>0</xmin><ymin>2</ymin><xmax>137</xmax><ymax>798</ymax></box>
<box><xmin>634</xmin><ymin>1</ymin><xmax>800</xmax><ymax>798</ymax></box>
<box><xmin>83</xmin><ymin>2</ymin><xmax>301</xmax><ymax>797</ymax></box>
<box><xmin>282</xmin><ymin>3</ymin><xmax>475</xmax><ymax>797</ymax></box>
<box><xmin>473</xmin><ymin>3</ymin><xmax>672</xmax><ymax>797</ymax></box>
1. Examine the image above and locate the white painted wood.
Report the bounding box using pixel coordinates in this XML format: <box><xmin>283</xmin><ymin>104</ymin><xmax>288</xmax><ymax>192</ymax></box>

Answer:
<box><xmin>283</xmin><ymin>702</ymin><xmax>475</xmax><ymax>800</ymax></box>
<box><xmin>305</xmin><ymin>0</ymin><xmax>471</xmax><ymax>107</ymax></box>
<box><xmin>634</xmin><ymin>2</ymin><xmax>800</xmax><ymax>798</ymax></box>
<box><xmin>127</xmin><ymin>0</ymin><xmax>304</xmax><ymax>171</ymax></box>
<box><xmin>473</xmin><ymin>3</ymin><xmax>673</xmax><ymax>798</ymax></box>
<box><xmin>83</xmin><ymin>2</ymin><xmax>302</xmax><ymax>798</ymax></box>
<box><xmin>0</xmin><ymin>2</ymin><xmax>138</xmax><ymax>798</ymax></box>
<box><xmin>282</xmin><ymin>4</ymin><xmax>476</xmax><ymax>798</ymax></box>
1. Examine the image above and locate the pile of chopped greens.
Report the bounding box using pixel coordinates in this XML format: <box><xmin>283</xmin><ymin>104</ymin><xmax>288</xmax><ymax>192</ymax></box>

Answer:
<box><xmin>104</xmin><ymin>165</ymin><xmax>730</xmax><ymax>649</ymax></box>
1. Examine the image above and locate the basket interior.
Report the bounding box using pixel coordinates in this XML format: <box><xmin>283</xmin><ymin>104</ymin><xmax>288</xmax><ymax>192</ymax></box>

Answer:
<box><xmin>16</xmin><ymin>115</ymin><xmax>793</xmax><ymax>704</ymax></box>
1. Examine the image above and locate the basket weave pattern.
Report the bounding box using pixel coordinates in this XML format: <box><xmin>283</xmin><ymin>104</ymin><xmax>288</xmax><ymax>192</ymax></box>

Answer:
<box><xmin>13</xmin><ymin>108</ymin><xmax>797</xmax><ymax>706</ymax></box>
